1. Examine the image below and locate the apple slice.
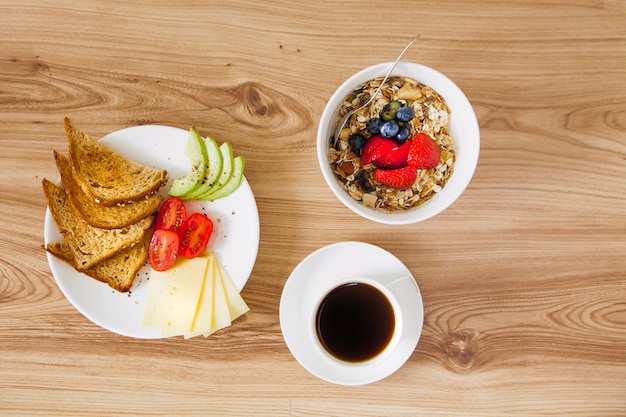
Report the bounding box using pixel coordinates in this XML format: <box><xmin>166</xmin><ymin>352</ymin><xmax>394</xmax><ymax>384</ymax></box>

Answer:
<box><xmin>182</xmin><ymin>135</ymin><xmax>223</xmax><ymax>200</ymax></box>
<box><xmin>195</xmin><ymin>142</ymin><xmax>233</xmax><ymax>198</ymax></box>
<box><xmin>168</xmin><ymin>126</ymin><xmax>208</xmax><ymax>197</ymax></box>
<box><xmin>201</xmin><ymin>156</ymin><xmax>244</xmax><ymax>201</ymax></box>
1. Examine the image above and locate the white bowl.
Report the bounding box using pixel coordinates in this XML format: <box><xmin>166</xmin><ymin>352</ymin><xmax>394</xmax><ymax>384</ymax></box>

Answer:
<box><xmin>317</xmin><ymin>62</ymin><xmax>480</xmax><ymax>225</ymax></box>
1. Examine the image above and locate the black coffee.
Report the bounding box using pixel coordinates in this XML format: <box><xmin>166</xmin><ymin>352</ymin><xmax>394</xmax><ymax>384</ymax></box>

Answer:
<box><xmin>315</xmin><ymin>282</ymin><xmax>395</xmax><ymax>362</ymax></box>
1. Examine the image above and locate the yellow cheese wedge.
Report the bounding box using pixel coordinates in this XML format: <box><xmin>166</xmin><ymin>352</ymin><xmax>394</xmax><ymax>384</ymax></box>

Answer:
<box><xmin>207</xmin><ymin>257</ymin><xmax>232</xmax><ymax>336</ymax></box>
<box><xmin>216</xmin><ymin>260</ymin><xmax>250</xmax><ymax>321</ymax></box>
<box><xmin>183</xmin><ymin>253</ymin><xmax>237</xmax><ymax>339</ymax></box>
<box><xmin>142</xmin><ymin>250</ymin><xmax>249</xmax><ymax>339</ymax></box>
<box><xmin>183</xmin><ymin>255</ymin><xmax>216</xmax><ymax>339</ymax></box>
<box><xmin>142</xmin><ymin>256</ymin><xmax>209</xmax><ymax>336</ymax></box>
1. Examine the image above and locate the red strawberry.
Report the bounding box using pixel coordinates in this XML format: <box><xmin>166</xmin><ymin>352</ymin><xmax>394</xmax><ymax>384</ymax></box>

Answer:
<box><xmin>360</xmin><ymin>136</ymin><xmax>396</xmax><ymax>165</ymax></box>
<box><xmin>373</xmin><ymin>166</ymin><xmax>418</xmax><ymax>189</ymax></box>
<box><xmin>373</xmin><ymin>140</ymin><xmax>411</xmax><ymax>169</ymax></box>
<box><xmin>407</xmin><ymin>133</ymin><xmax>441</xmax><ymax>170</ymax></box>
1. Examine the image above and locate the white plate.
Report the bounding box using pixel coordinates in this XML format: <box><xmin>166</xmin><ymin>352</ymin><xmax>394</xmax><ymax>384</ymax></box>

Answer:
<box><xmin>43</xmin><ymin>125</ymin><xmax>260</xmax><ymax>339</ymax></box>
<box><xmin>279</xmin><ymin>241</ymin><xmax>423</xmax><ymax>385</ymax></box>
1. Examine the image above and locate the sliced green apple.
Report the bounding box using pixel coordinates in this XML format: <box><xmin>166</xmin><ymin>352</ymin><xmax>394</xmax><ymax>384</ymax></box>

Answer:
<box><xmin>182</xmin><ymin>135</ymin><xmax>223</xmax><ymax>200</ymax></box>
<box><xmin>196</xmin><ymin>142</ymin><xmax>233</xmax><ymax>199</ymax></box>
<box><xmin>168</xmin><ymin>126</ymin><xmax>208</xmax><ymax>197</ymax></box>
<box><xmin>203</xmin><ymin>156</ymin><xmax>245</xmax><ymax>201</ymax></box>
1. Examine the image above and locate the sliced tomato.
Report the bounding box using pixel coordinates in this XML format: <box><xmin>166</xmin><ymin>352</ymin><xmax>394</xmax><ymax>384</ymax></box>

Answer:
<box><xmin>177</xmin><ymin>212</ymin><xmax>213</xmax><ymax>259</ymax></box>
<box><xmin>155</xmin><ymin>197</ymin><xmax>186</xmax><ymax>231</ymax></box>
<box><xmin>149</xmin><ymin>229</ymin><xmax>179</xmax><ymax>271</ymax></box>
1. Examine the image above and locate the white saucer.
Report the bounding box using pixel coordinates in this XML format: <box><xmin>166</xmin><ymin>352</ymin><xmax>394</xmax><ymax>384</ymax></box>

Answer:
<box><xmin>279</xmin><ymin>241</ymin><xmax>423</xmax><ymax>385</ymax></box>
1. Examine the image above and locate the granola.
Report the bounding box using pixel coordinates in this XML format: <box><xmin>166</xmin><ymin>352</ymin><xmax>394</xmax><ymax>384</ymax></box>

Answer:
<box><xmin>328</xmin><ymin>76</ymin><xmax>455</xmax><ymax>211</ymax></box>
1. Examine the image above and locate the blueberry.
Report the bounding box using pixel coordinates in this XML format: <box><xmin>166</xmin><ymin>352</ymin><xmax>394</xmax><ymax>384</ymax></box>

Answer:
<box><xmin>396</xmin><ymin>106</ymin><xmax>415</xmax><ymax>122</ymax></box>
<box><xmin>366</xmin><ymin>118</ymin><xmax>382</xmax><ymax>135</ymax></box>
<box><xmin>356</xmin><ymin>171</ymin><xmax>375</xmax><ymax>192</ymax></box>
<box><xmin>379</xmin><ymin>120</ymin><xmax>399</xmax><ymax>138</ymax></box>
<box><xmin>381</xmin><ymin>100</ymin><xmax>402</xmax><ymax>121</ymax></box>
<box><xmin>395</xmin><ymin>126</ymin><xmax>411</xmax><ymax>143</ymax></box>
<box><xmin>348</xmin><ymin>133</ymin><xmax>366</xmax><ymax>156</ymax></box>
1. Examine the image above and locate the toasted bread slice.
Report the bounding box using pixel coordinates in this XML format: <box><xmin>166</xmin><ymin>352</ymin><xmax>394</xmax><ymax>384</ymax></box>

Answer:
<box><xmin>65</xmin><ymin>117</ymin><xmax>168</xmax><ymax>206</ymax></box>
<box><xmin>54</xmin><ymin>151</ymin><xmax>162</xmax><ymax>229</ymax></box>
<box><xmin>45</xmin><ymin>233</ymin><xmax>149</xmax><ymax>292</ymax></box>
<box><xmin>42</xmin><ymin>178</ymin><xmax>154</xmax><ymax>271</ymax></box>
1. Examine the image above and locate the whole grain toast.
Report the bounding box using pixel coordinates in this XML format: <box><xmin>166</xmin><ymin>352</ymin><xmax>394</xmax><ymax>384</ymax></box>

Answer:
<box><xmin>45</xmin><ymin>233</ymin><xmax>150</xmax><ymax>292</ymax></box>
<box><xmin>65</xmin><ymin>117</ymin><xmax>168</xmax><ymax>206</ymax></box>
<box><xmin>54</xmin><ymin>151</ymin><xmax>162</xmax><ymax>229</ymax></box>
<box><xmin>42</xmin><ymin>178</ymin><xmax>154</xmax><ymax>271</ymax></box>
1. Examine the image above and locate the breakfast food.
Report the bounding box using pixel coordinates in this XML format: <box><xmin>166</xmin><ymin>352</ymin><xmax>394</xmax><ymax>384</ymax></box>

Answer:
<box><xmin>43</xmin><ymin>178</ymin><xmax>153</xmax><ymax>271</ymax></box>
<box><xmin>54</xmin><ymin>151</ymin><xmax>162</xmax><ymax>229</ymax></box>
<box><xmin>169</xmin><ymin>126</ymin><xmax>245</xmax><ymax>201</ymax></box>
<box><xmin>43</xmin><ymin>118</ymin><xmax>167</xmax><ymax>292</ymax></box>
<box><xmin>329</xmin><ymin>76</ymin><xmax>455</xmax><ymax>210</ymax></box>
<box><xmin>149</xmin><ymin>197</ymin><xmax>214</xmax><ymax>271</ymax></box>
<box><xmin>142</xmin><ymin>251</ymin><xmax>249</xmax><ymax>338</ymax></box>
<box><xmin>65</xmin><ymin>117</ymin><xmax>168</xmax><ymax>206</ymax></box>
<box><xmin>45</xmin><ymin>120</ymin><xmax>251</xmax><ymax>338</ymax></box>
<box><xmin>45</xmin><ymin>234</ymin><xmax>149</xmax><ymax>293</ymax></box>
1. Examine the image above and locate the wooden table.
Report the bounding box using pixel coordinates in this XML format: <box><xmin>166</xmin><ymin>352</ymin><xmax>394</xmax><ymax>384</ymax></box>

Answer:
<box><xmin>2</xmin><ymin>1</ymin><xmax>625</xmax><ymax>415</ymax></box>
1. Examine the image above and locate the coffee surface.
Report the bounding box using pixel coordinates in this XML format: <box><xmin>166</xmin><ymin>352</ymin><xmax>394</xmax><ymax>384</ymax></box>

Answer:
<box><xmin>315</xmin><ymin>282</ymin><xmax>395</xmax><ymax>362</ymax></box>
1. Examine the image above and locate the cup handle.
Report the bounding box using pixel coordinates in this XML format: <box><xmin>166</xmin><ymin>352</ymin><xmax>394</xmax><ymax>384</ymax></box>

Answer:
<box><xmin>384</xmin><ymin>276</ymin><xmax>419</xmax><ymax>311</ymax></box>
<box><xmin>385</xmin><ymin>276</ymin><xmax>415</xmax><ymax>291</ymax></box>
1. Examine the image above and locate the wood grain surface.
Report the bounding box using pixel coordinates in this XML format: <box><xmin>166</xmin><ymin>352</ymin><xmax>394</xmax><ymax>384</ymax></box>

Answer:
<box><xmin>1</xmin><ymin>0</ymin><xmax>625</xmax><ymax>415</ymax></box>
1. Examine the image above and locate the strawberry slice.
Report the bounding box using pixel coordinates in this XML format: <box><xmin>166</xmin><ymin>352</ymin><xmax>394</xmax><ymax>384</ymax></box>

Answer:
<box><xmin>407</xmin><ymin>133</ymin><xmax>441</xmax><ymax>170</ymax></box>
<box><xmin>360</xmin><ymin>136</ymin><xmax>396</xmax><ymax>165</ymax></box>
<box><xmin>373</xmin><ymin>166</ymin><xmax>418</xmax><ymax>189</ymax></box>
<box><xmin>373</xmin><ymin>140</ymin><xmax>411</xmax><ymax>169</ymax></box>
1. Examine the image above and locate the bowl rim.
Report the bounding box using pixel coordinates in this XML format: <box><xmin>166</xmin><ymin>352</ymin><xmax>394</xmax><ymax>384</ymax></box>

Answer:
<box><xmin>316</xmin><ymin>62</ymin><xmax>480</xmax><ymax>225</ymax></box>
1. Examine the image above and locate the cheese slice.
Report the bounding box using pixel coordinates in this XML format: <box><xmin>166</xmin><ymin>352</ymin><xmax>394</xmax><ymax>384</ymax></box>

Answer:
<box><xmin>142</xmin><ymin>256</ymin><xmax>209</xmax><ymax>336</ymax></box>
<box><xmin>183</xmin><ymin>255</ymin><xmax>215</xmax><ymax>339</ymax></box>
<box><xmin>207</xmin><ymin>257</ymin><xmax>232</xmax><ymax>336</ymax></box>
<box><xmin>216</xmin><ymin>260</ymin><xmax>250</xmax><ymax>321</ymax></box>
<box><xmin>142</xmin><ymin>250</ymin><xmax>249</xmax><ymax>339</ymax></box>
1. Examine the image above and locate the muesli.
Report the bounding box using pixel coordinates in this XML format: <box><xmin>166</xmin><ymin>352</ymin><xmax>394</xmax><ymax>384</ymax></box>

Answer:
<box><xmin>328</xmin><ymin>76</ymin><xmax>455</xmax><ymax>210</ymax></box>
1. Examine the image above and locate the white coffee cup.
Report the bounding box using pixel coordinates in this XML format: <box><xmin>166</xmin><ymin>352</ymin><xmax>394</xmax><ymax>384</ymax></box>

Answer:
<box><xmin>309</xmin><ymin>277</ymin><xmax>404</xmax><ymax>366</ymax></box>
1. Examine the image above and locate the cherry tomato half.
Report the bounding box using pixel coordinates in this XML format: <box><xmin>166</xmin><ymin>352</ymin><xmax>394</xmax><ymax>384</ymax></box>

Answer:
<box><xmin>155</xmin><ymin>197</ymin><xmax>186</xmax><ymax>231</ymax></box>
<box><xmin>149</xmin><ymin>228</ymin><xmax>180</xmax><ymax>271</ymax></box>
<box><xmin>177</xmin><ymin>212</ymin><xmax>213</xmax><ymax>259</ymax></box>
